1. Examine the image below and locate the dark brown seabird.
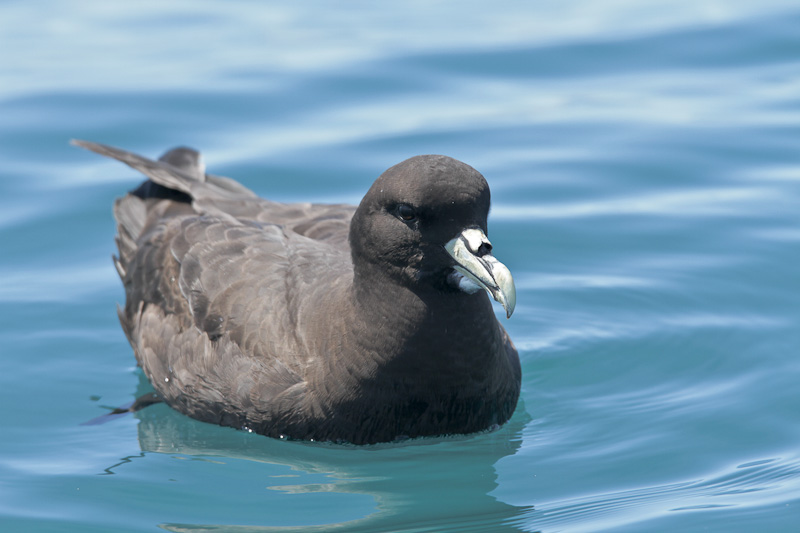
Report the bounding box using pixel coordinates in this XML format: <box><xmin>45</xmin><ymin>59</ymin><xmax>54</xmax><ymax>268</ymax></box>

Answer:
<box><xmin>74</xmin><ymin>140</ymin><xmax>520</xmax><ymax>445</ymax></box>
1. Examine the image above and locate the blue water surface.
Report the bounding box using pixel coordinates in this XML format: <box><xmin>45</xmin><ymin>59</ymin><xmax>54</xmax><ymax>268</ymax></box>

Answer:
<box><xmin>1</xmin><ymin>1</ymin><xmax>799</xmax><ymax>531</ymax></box>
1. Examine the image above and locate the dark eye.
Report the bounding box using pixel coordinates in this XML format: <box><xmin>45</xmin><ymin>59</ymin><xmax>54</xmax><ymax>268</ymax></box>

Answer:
<box><xmin>396</xmin><ymin>204</ymin><xmax>417</xmax><ymax>222</ymax></box>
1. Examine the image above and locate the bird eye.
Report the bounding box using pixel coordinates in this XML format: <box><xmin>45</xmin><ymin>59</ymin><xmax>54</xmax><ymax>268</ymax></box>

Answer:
<box><xmin>396</xmin><ymin>204</ymin><xmax>417</xmax><ymax>222</ymax></box>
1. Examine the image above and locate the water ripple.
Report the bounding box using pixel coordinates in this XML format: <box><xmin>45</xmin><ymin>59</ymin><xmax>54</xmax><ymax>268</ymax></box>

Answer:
<box><xmin>493</xmin><ymin>187</ymin><xmax>780</xmax><ymax>220</ymax></box>
<box><xmin>521</xmin><ymin>455</ymin><xmax>800</xmax><ymax>531</ymax></box>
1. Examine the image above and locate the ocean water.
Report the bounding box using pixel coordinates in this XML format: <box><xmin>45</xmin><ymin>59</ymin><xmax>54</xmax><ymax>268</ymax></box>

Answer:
<box><xmin>1</xmin><ymin>1</ymin><xmax>799</xmax><ymax>531</ymax></box>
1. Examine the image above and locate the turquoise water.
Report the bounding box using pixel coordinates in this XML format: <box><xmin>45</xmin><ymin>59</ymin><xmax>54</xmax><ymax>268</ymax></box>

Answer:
<box><xmin>2</xmin><ymin>1</ymin><xmax>799</xmax><ymax>531</ymax></box>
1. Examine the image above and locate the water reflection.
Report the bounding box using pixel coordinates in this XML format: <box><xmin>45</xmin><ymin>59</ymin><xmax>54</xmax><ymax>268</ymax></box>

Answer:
<box><xmin>119</xmin><ymin>372</ymin><xmax>535</xmax><ymax>532</ymax></box>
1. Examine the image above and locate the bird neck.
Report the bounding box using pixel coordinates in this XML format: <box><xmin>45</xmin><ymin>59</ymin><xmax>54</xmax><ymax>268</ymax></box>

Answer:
<box><xmin>346</xmin><ymin>260</ymin><xmax>504</xmax><ymax>381</ymax></box>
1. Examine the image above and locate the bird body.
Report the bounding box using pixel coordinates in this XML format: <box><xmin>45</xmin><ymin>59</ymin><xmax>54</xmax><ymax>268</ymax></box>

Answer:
<box><xmin>76</xmin><ymin>141</ymin><xmax>520</xmax><ymax>444</ymax></box>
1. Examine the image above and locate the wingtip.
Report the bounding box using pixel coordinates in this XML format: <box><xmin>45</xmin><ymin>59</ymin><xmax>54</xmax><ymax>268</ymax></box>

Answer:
<box><xmin>70</xmin><ymin>138</ymin><xmax>89</xmax><ymax>148</ymax></box>
<box><xmin>70</xmin><ymin>139</ymin><xmax>104</xmax><ymax>153</ymax></box>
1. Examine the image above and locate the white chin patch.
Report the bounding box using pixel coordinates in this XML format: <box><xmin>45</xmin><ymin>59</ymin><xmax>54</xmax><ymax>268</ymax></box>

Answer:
<box><xmin>448</xmin><ymin>270</ymin><xmax>483</xmax><ymax>294</ymax></box>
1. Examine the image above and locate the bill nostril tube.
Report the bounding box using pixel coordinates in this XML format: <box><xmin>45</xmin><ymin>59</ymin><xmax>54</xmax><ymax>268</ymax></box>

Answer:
<box><xmin>476</xmin><ymin>242</ymin><xmax>492</xmax><ymax>257</ymax></box>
